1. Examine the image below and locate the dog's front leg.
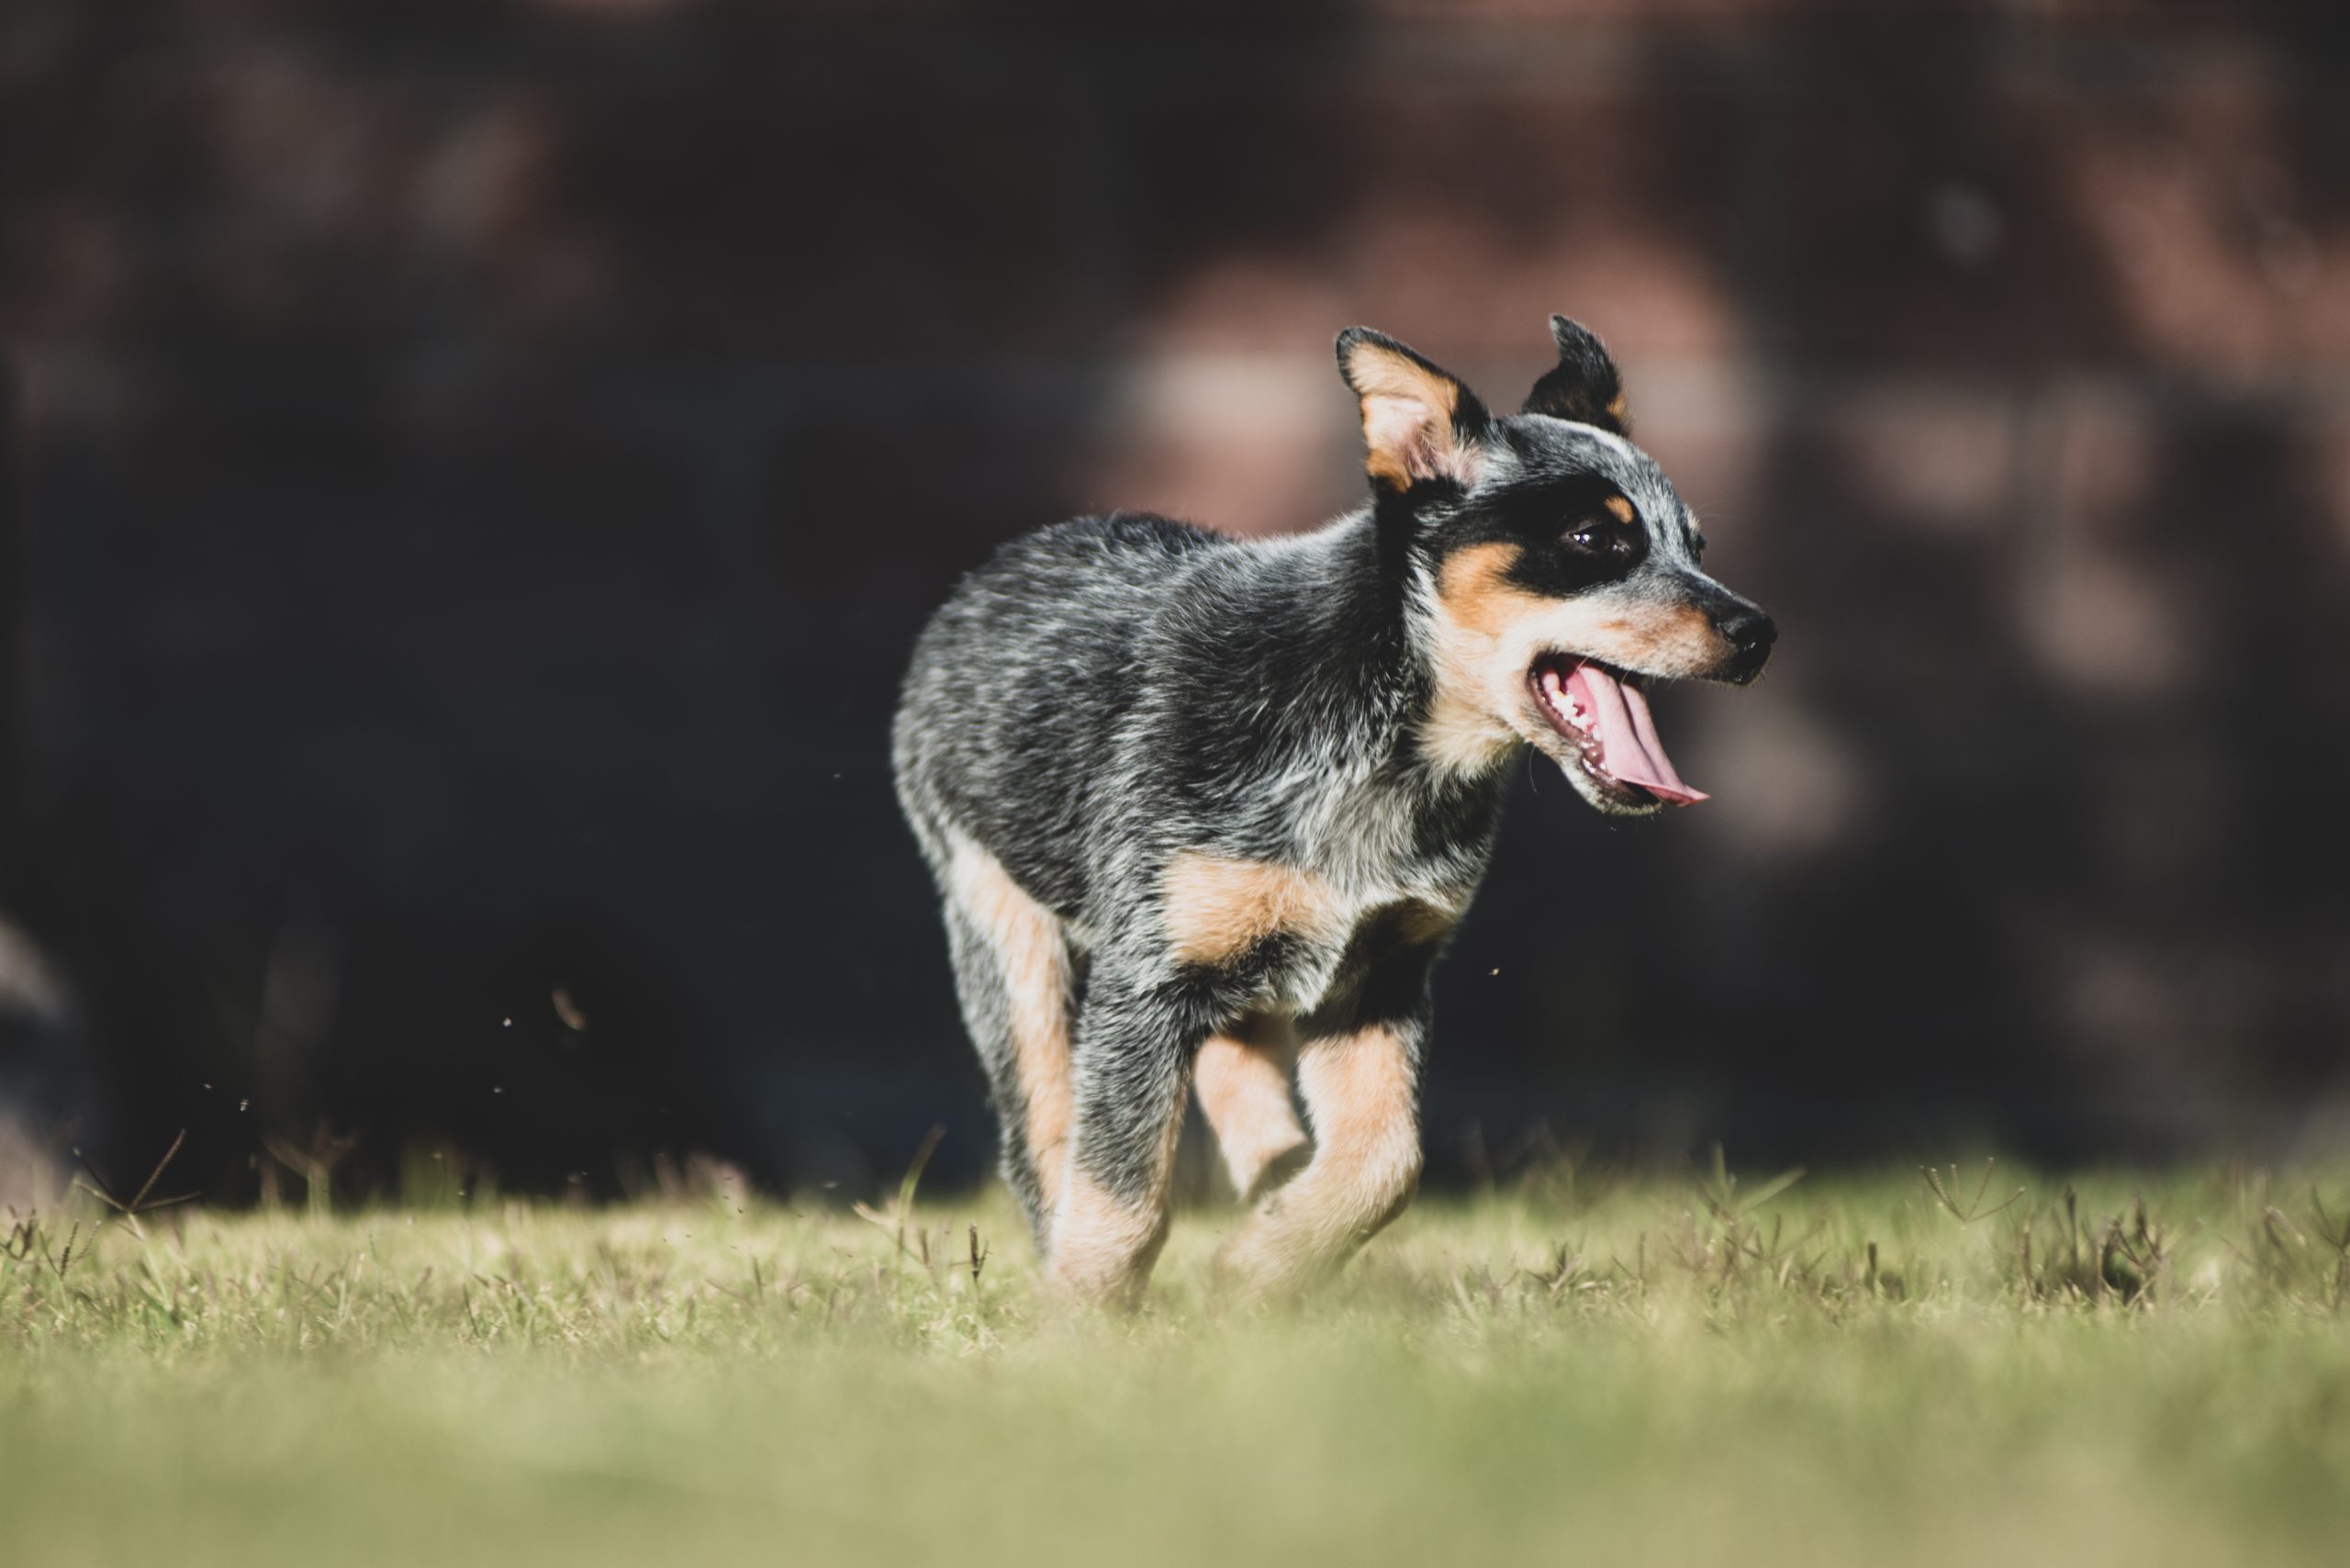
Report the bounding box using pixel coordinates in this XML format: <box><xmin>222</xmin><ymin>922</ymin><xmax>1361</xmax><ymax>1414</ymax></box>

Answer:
<box><xmin>1194</xmin><ymin>1014</ymin><xmax>1310</xmax><ymax>1203</ymax></box>
<box><xmin>1213</xmin><ymin>988</ymin><xmax>1428</xmax><ymax>1302</ymax></box>
<box><xmin>1045</xmin><ymin>967</ymin><xmax>1200</xmax><ymax>1305</ymax></box>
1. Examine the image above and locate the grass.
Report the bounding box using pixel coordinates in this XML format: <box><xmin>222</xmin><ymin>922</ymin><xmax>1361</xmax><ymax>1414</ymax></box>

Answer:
<box><xmin>5</xmin><ymin>1157</ymin><xmax>2350</xmax><ymax>1567</ymax></box>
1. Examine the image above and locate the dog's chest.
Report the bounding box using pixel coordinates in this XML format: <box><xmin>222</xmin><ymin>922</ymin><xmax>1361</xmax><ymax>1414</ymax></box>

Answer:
<box><xmin>1283</xmin><ymin>882</ymin><xmax>1468</xmax><ymax>1017</ymax></box>
<box><xmin>1154</xmin><ymin>754</ymin><xmax>1500</xmax><ymax>1013</ymax></box>
<box><xmin>1159</xmin><ymin>849</ymin><xmax>1480</xmax><ymax>1015</ymax></box>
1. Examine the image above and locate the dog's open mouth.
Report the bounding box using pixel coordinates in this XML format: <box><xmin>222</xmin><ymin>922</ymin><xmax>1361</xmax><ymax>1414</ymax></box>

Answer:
<box><xmin>1528</xmin><ymin>655</ymin><xmax>1708</xmax><ymax>807</ymax></box>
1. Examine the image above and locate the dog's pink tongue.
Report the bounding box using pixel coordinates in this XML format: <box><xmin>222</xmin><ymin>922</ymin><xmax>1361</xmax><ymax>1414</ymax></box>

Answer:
<box><xmin>1566</xmin><ymin>664</ymin><xmax>1708</xmax><ymax>806</ymax></box>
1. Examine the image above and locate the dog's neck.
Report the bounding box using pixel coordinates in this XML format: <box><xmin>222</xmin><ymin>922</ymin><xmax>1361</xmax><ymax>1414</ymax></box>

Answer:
<box><xmin>1297</xmin><ymin>506</ymin><xmax>1509</xmax><ymax>886</ymax></box>
<box><xmin>1202</xmin><ymin>507</ymin><xmax>1508</xmax><ymax>858</ymax></box>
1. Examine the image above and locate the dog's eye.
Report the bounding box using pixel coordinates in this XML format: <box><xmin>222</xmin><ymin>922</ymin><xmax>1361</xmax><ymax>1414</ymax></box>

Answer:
<box><xmin>1568</xmin><ymin>522</ymin><xmax>1632</xmax><ymax>554</ymax></box>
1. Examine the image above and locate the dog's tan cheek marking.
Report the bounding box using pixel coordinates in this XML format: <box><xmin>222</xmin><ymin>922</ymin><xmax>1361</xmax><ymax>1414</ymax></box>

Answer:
<box><xmin>1419</xmin><ymin>543</ymin><xmax>1561</xmax><ymax>775</ymax></box>
<box><xmin>954</xmin><ymin>846</ymin><xmax>1074</xmax><ymax>1212</ymax></box>
<box><xmin>1194</xmin><ymin>1026</ymin><xmax>1308</xmax><ymax>1201</ymax></box>
<box><xmin>1433</xmin><ymin>542</ymin><xmax>1537</xmax><ymax>640</ymax></box>
<box><xmin>1161</xmin><ymin>853</ymin><xmax>1345</xmax><ymax>966</ymax></box>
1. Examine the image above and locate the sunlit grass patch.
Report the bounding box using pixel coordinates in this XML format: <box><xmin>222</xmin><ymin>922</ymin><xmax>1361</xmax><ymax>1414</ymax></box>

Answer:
<box><xmin>4</xmin><ymin>1159</ymin><xmax>2348</xmax><ymax>1567</ymax></box>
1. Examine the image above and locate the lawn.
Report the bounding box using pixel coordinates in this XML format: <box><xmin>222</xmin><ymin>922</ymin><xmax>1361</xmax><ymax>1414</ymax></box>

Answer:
<box><xmin>5</xmin><ymin>1159</ymin><xmax>2349</xmax><ymax>1568</ymax></box>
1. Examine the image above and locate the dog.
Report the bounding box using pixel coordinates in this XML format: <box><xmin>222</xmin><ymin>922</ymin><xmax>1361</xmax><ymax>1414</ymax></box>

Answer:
<box><xmin>892</xmin><ymin>317</ymin><xmax>1774</xmax><ymax>1303</ymax></box>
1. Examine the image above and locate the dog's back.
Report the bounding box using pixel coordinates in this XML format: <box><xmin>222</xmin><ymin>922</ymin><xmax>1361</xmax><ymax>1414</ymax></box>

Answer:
<box><xmin>893</xmin><ymin>510</ymin><xmax>1224</xmax><ymax>920</ymax></box>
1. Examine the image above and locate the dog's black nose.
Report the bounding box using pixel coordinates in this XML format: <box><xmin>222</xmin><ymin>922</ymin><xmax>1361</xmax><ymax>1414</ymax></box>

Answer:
<box><xmin>1718</xmin><ymin>607</ymin><xmax>1776</xmax><ymax>684</ymax></box>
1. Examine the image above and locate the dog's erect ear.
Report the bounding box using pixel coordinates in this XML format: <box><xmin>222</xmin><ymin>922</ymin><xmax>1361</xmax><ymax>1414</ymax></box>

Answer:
<box><xmin>1522</xmin><ymin>315</ymin><xmax>1628</xmax><ymax>435</ymax></box>
<box><xmin>1337</xmin><ymin>327</ymin><xmax>1492</xmax><ymax>492</ymax></box>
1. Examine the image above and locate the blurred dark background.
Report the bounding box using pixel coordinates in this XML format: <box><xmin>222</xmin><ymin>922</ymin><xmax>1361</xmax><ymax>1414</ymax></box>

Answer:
<box><xmin>3</xmin><ymin>1</ymin><xmax>2347</xmax><ymax>1204</ymax></box>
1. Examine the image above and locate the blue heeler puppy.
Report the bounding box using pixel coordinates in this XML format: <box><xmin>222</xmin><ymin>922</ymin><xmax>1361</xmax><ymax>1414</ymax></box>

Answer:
<box><xmin>894</xmin><ymin>318</ymin><xmax>1775</xmax><ymax>1303</ymax></box>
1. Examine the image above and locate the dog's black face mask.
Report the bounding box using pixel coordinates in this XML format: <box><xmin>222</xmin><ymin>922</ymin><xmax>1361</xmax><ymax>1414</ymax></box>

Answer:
<box><xmin>1339</xmin><ymin>317</ymin><xmax>1776</xmax><ymax>814</ymax></box>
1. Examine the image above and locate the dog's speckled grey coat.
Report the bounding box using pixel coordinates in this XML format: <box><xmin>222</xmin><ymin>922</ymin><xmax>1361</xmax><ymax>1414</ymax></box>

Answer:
<box><xmin>893</xmin><ymin>319</ymin><xmax>1773</xmax><ymax>1297</ymax></box>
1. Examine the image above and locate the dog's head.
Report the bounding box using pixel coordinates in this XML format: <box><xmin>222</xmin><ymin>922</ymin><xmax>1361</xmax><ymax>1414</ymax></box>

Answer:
<box><xmin>1339</xmin><ymin>317</ymin><xmax>1775</xmax><ymax>815</ymax></box>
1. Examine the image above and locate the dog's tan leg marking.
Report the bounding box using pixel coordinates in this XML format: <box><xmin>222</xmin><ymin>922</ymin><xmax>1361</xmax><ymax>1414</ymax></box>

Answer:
<box><xmin>1047</xmin><ymin>1112</ymin><xmax>1185</xmax><ymax>1306</ymax></box>
<box><xmin>949</xmin><ymin>841</ymin><xmax>1074</xmax><ymax>1214</ymax></box>
<box><xmin>1214</xmin><ymin>1022</ymin><xmax>1422</xmax><ymax>1300</ymax></box>
<box><xmin>1161</xmin><ymin>852</ymin><xmax>1346</xmax><ymax>967</ymax></box>
<box><xmin>1194</xmin><ymin>1017</ymin><xmax>1308</xmax><ymax>1202</ymax></box>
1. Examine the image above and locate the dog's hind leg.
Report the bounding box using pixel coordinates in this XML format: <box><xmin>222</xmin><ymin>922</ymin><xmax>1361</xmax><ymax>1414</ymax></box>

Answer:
<box><xmin>938</xmin><ymin>834</ymin><xmax>1078</xmax><ymax>1251</ymax></box>
<box><xmin>1193</xmin><ymin>1014</ymin><xmax>1310</xmax><ymax>1203</ymax></box>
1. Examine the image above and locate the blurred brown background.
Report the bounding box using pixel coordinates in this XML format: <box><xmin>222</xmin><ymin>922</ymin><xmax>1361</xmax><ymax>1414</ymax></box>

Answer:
<box><xmin>3</xmin><ymin>1</ymin><xmax>2347</xmax><ymax>1201</ymax></box>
